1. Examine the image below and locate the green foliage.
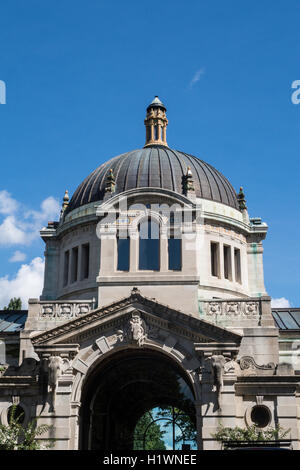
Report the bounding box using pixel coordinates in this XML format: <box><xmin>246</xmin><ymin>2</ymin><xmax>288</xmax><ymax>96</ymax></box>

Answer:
<box><xmin>155</xmin><ymin>407</ymin><xmax>197</xmax><ymax>445</ymax></box>
<box><xmin>133</xmin><ymin>411</ymin><xmax>166</xmax><ymax>450</ymax></box>
<box><xmin>3</xmin><ymin>297</ymin><xmax>22</xmax><ymax>311</ymax></box>
<box><xmin>212</xmin><ymin>423</ymin><xmax>290</xmax><ymax>444</ymax></box>
<box><xmin>0</xmin><ymin>404</ymin><xmax>54</xmax><ymax>450</ymax></box>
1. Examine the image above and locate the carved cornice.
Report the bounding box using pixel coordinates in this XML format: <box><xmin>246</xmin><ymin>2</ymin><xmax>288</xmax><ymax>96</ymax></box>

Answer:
<box><xmin>235</xmin><ymin>376</ymin><xmax>300</xmax><ymax>396</ymax></box>
<box><xmin>34</xmin><ymin>344</ymin><xmax>80</xmax><ymax>360</ymax></box>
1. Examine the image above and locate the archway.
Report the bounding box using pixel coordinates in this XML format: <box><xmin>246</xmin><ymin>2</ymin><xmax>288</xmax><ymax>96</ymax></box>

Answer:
<box><xmin>79</xmin><ymin>348</ymin><xmax>196</xmax><ymax>450</ymax></box>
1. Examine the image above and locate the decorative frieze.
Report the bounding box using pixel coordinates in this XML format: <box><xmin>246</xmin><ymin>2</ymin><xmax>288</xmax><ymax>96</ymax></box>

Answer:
<box><xmin>199</xmin><ymin>299</ymin><xmax>261</xmax><ymax>326</ymax></box>
<box><xmin>39</xmin><ymin>300</ymin><xmax>95</xmax><ymax>320</ymax></box>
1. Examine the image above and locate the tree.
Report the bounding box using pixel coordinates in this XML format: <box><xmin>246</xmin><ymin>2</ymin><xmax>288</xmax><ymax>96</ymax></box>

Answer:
<box><xmin>3</xmin><ymin>298</ymin><xmax>22</xmax><ymax>311</ymax></box>
<box><xmin>0</xmin><ymin>405</ymin><xmax>54</xmax><ymax>450</ymax></box>
<box><xmin>155</xmin><ymin>407</ymin><xmax>197</xmax><ymax>447</ymax></box>
<box><xmin>134</xmin><ymin>407</ymin><xmax>197</xmax><ymax>450</ymax></box>
<box><xmin>133</xmin><ymin>411</ymin><xmax>166</xmax><ymax>450</ymax></box>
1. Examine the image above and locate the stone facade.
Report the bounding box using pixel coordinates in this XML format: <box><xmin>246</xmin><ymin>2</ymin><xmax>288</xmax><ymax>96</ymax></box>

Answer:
<box><xmin>0</xmin><ymin>98</ymin><xmax>299</xmax><ymax>450</ymax></box>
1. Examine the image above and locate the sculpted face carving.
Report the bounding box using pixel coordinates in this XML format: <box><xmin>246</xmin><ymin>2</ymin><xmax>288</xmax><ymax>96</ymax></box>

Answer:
<box><xmin>227</xmin><ymin>303</ymin><xmax>239</xmax><ymax>315</ymax></box>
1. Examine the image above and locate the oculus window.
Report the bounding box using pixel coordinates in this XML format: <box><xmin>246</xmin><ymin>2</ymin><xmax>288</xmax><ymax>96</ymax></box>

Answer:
<box><xmin>250</xmin><ymin>405</ymin><xmax>271</xmax><ymax>428</ymax></box>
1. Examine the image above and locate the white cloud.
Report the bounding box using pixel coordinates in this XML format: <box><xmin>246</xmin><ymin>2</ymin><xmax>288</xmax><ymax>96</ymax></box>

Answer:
<box><xmin>271</xmin><ymin>297</ymin><xmax>291</xmax><ymax>308</ymax></box>
<box><xmin>0</xmin><ymin>195</ymin><xmax>60</xmax><ymax>246</ymax></box>
<box><xmin>189</xmin><ymin>68</ymin><xmax>205</xmax><ymax>88</ymax></box>
<box><xmin>24</xmin><ymin>196</ymin><xmax>60</xmax><ymax>225</ymax></box>
<box><xmin>0</xmin><ymin>257</ymin><xmax>44</xmax><ymax>309</ymax></box>
<box><xmin>9</xmin><ymin>251</ymin><xmax>27</xmax><ymax>262</ymax></box>
<box><xmin>0</xmin><ymin>216</ymin><xmax>28</xmax><ymax>245</ymax></box>
<box><xmin>0</xmin><ymin>190</ymin><xmax>18</xmax><ymax>215</ymax></box>
<box><xmin>0</xmin><ymin>193</ymin><xmax>59</xmax><ymax>308</ymax></box>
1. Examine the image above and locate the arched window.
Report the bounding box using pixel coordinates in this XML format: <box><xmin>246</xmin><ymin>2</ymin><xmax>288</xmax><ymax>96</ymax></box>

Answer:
<box><xmin>139</xmin><ymin>218</ymin><xmax>160</xmax><ymax>271</ymax></box>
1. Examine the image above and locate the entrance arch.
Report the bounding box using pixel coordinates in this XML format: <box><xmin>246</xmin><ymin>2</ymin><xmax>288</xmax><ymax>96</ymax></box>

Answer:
<box><xmin>79</xmin><ymin>348</ymin><xmax>196</xmax><ymax>450</ymax></box>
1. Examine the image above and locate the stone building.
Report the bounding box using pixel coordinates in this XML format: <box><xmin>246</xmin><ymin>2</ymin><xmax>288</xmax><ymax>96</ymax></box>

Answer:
<box><xmin>0</xmin><ymin>97</ymin><xmax>299</xmax><ymax>450</ymax></box>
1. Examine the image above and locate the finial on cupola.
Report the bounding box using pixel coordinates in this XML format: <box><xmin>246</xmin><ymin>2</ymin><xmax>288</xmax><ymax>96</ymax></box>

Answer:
<box><xmin>60</xmin><ymin>189</ymin><xmax>69</xmax><ymax>219</ymax></box>
<box><xmin>237</xmin><ymin>186</ymin><xmax>247</xmax><ymax>211</ymax></box>
<box><xmin>105</xmin><ymin>169</ymin><xmax>116</xmax><ymax>195</ymax></box>
<box><xmin>182</xmin><ymin>166</ymin><xmax>195</xmax><ymax>198</ymax></box>
<box><xmin>144</xmin><ymin>96</ymin><xmax>168</xmax><ymax>147</ymax></box>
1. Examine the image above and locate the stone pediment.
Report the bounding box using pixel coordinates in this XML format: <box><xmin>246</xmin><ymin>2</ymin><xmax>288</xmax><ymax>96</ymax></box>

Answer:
<box><xmin>31</xmin><ymin>288</ymin><xmax>242</xmax><ymax>348</ymax></box>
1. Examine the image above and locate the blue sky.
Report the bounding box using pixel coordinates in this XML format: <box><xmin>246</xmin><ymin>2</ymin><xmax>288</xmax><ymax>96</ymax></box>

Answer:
<box><xmin>0</xmin><ymin>1</ymin><xmax>299</xmax><ymax>307</ymax></box>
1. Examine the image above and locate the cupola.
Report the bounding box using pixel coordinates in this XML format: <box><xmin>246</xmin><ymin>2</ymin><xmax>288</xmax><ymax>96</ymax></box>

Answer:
<box><xmin>144</xmin><ymin>96</ymin><xmax>168</xmax><ymax>147</ymax></box>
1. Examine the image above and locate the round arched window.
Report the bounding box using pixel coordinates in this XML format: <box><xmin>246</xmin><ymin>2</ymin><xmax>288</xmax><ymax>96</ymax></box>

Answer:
<box><xmin>7</xmin><ymin>405</ymin><xmax>25</xmax><ymax>425</ymax></box>
<box><xmin>250</xmin><ymin>405</ymin><xmax>271</xmax><ymax>428</ymax></box>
